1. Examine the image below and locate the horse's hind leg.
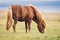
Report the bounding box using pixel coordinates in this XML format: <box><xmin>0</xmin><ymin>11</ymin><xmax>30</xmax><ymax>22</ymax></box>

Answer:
<box><xmin>13</xmin><ymin>20</ymin><xmax>17</xmax><ymax>32</ymax></box>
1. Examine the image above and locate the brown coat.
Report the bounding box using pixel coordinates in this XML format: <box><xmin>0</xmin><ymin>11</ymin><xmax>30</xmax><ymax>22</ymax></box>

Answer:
<box><xmin>6</xmin><ymin>4</ymin><xmax>46</xmax><ymax>33</ymax></box>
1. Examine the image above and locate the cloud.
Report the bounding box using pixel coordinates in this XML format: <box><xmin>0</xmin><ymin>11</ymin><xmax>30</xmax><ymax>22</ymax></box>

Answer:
<box><xmin>42</xmin><ymin>0</ymin><xmax>60</xmax><ymax>1</ymax></box>
<box><xmin>0</xmin><ymin>0</ymin><xmax>41</xmax><ymax>2</ymax></box>
<box><xmin>0</xmin><ymin>0</ymin><xmax>60</xmax><ymax>3</ymax></box>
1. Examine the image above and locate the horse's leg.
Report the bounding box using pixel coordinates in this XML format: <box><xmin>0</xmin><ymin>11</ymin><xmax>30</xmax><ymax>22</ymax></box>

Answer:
<box><xmin>27</xmin><ymin>19</ymin><xmax>32</xmax><ymax>32</ymax></box>
<box><xmin>13</xmin><ymin>20</ymin><xmax>17</xmax><ymax>32</ymax></box>
<box><xmin>25</xmin><ymin>21</ymin><xmax>28</xmax><ymax>33</ymax></box>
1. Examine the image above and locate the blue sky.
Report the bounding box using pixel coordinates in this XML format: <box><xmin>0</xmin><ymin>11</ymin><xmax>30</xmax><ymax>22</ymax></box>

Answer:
<box><xmin>0</xmin><ymin>0</ymin><xmax>60</xmax><ymax>12</ymax></box>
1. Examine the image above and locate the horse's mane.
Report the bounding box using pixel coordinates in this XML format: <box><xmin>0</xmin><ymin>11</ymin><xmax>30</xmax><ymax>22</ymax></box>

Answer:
<box><xmin>28</xmin><ymin>4</ymin><xmax>46</xmax><ymax>28</ymax></box>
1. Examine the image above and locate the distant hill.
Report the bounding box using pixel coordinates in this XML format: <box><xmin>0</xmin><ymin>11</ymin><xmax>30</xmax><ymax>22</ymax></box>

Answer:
<box><xmin>42</xmin><ymin>12</ymin><xmax>60</xmax><ymax>20</ymax></box>
<box><xmin>0</xmin><ymin>10</ymin><xmax>60</xmax><ymax>20</ymax></box>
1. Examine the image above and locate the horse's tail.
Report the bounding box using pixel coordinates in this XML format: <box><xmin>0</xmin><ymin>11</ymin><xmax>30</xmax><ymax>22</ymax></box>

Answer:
<box><xmin>29</xmin><ymin>5</ymin><xmax>46</xmax><ymax>32</ymax></box>
<box><xmin>6</xmin><ymin>6</ymin><xmax>13</xmax><ymax>31</ymax></box>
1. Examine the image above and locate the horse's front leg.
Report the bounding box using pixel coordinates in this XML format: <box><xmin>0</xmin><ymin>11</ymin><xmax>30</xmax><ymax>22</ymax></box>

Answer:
<box><xmin>28</xmin><ymin>19</ymin><xmax>32</xmax><ymax>32</ymax></box>
<box><xmin>13</xmin><ymin>20</ymin><xmax>17</xmax><ymax>32</ymax></box>
<box><xmin>25</xmin><ymin>21</ymin><xmax>28</xmax><ymax>33</ymax></box>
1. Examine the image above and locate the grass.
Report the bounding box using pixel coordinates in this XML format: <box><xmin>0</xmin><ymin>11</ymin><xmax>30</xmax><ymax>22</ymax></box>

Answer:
<box><xmin>0</xmin><ymin>17</ymin><xmax>60</xmax><ymax>40</ymax></box>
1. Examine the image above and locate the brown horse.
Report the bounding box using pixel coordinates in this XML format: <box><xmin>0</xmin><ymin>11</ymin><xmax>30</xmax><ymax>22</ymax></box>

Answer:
<box><xmin>6</xmin><ymin>4</ymin><xmax>46</xmax><ymax>33</ymax></box>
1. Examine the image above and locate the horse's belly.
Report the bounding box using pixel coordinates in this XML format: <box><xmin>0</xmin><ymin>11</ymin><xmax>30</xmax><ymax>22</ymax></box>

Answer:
<box><xmin>18</xmin><ymin>18</ymin><xmax>25</xmax><ymax>22</ymax></box>
<box><xmin>18</xmin><ymin>19</ymin><xmax>24</xmax><ymax>22</ymax></box>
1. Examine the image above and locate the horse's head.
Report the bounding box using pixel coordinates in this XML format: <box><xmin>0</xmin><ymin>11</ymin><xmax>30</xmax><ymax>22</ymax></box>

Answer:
<box><xmin>37</xmin><ymin>20</ymin><xmax>46</xmax><ymax>33</ymax></box>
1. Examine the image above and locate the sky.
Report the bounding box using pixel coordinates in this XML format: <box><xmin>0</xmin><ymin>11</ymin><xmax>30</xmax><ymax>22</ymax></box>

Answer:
<box><xmin>0</xmin><ymin>0</ymin><xmax>60</xmax><ymax>2</ymax></box>
<box><xmin>0</xmin><ymin>0</ymin><xmax>60</xmax><ymax>12</ymax></box>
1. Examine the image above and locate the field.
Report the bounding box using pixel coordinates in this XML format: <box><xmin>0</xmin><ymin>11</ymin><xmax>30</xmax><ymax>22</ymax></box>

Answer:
<box><xmin>0</xmin><ymin>10</ymin><xmax>60</xmax><ymax>40</ymax></box>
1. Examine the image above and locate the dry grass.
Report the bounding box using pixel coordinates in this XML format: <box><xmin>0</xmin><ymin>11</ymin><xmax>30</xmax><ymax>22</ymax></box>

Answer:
<box><xmin>0</xmin><ymin>10</ymin><xmax>60</xmax><ymax>40</ymax></box>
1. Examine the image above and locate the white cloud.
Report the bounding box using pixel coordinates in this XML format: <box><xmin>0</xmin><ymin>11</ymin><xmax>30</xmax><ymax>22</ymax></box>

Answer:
<box><xmin>0</xmin><ymin>0</ymin><xmax>40</xmax><ymax>2</ymax></box>
<box><xmin>0</xmin><ymin>0</ymin><xmax>60</xmax><ymax>3</ymax></box>
<box><xmin>44</xmin><ymin>0</ymin><xmax>60</xmax><ymax>1</ymax></box>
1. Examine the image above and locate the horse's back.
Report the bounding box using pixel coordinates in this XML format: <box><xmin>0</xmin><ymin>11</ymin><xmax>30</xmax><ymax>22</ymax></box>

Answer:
<box><xmin>11</xmin><ymin>5</ymin><xmax>34</xmax><ymax>21</ymax></box>
<box><xmin>24</xmin><ymin>6</ymin><xmax>34</xmax><ymax>19</ymax></box>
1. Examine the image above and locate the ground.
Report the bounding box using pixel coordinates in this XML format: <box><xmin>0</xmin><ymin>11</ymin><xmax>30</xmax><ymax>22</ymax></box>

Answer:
<box><xmin>0</xmin><ymin>16</ymin><xmax>60</xmax><ymax>40</ymax></box>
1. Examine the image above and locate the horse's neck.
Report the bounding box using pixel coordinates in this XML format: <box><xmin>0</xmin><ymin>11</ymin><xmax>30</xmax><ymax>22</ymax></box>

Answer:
<box><xmin>33</xmin><ymin>13</ymin><xmax>44</xmax><ymax>25</ymax></box>
<box><xmin>33</xmin><ymin>15</ymin><xmax>39</xmax><ymax>24</ymax></box>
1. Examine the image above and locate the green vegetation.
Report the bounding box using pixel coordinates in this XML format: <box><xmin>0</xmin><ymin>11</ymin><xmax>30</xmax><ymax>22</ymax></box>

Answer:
<box><xmin>0</xmin><ymin>17</ymin><xmax>60</xmax><ymax>40</ymax></box>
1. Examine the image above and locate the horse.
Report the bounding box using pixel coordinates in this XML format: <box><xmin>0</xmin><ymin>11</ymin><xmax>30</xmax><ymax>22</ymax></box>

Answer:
<box><xmin>6</xmin><ymin>4</ymin><xmax>46</xmax><ymax>33</ymax></box>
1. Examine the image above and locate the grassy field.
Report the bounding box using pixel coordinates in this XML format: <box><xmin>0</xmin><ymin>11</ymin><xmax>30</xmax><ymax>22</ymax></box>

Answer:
<box><xmin>0</xmin><ymin>16</ymin><xmax>60</xmax><ymax>40</ymax></box>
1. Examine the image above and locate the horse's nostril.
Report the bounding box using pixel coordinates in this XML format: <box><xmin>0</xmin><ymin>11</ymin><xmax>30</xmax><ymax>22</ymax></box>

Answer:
<box><xmin>40</xmin><ymin>30</ymin><xmax>44</xmax><ymax>33</ymax></box>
